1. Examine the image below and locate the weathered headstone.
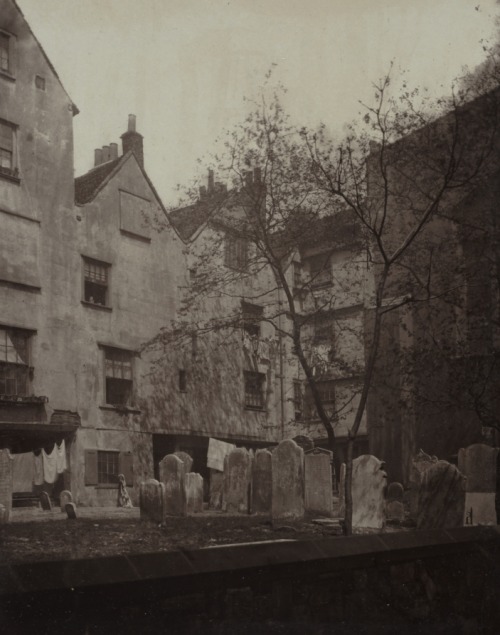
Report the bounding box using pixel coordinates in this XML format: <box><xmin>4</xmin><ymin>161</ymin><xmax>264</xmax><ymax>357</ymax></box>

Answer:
<box><xmin>409</xmin><ymin>450</ymin><xmax>437</xmax><ymax>519</ymax></box>
<box><xmin>272</xmin><ymin>439</ymin><xmax>304</xmax><ymax>521</ymax></box>
<box><xmin>60</xmin><ymin>490</ymin><xmax>73</xmax><ymax>512</ymax></box>
<box><xmin>417</xmin><ymin>461</ymin><xmax>465</xmax><ymax>530</ymax></box>
<box><xmin>139</xmin><ymin>479</ymin><xmax>165</xmax><ymax>523</ymax></box>
<box><xmin>225</xmin><ymin>448</ymin><xmax>251</xmax><ymax>513</ymax></box>
<box><xmin>39</xmin><ymin>491</ymin><xmax>52</xmax><ymax>511</ymax></box>
<box><xmin>460</xmin><ymin>444</ymin><xmax>498</xmax><ymax>526</ymax></box>
<box><xmin>65</xmin><ymin>502</ymin><xmax>77</xmax><ymax>519</ymax></box>
<box><xmin>251</xmin><ymin>449</ymin><xmax>272</xmax><ymax>514</ymax></box>
<box><xmin>174</xmin><ymin>451</ymin><xmax>194</xmax><ymax>473</ymax></box>
<box><xmin>386</xmin><ymin>481</ymin><xmax>405</xmax><ymax>523</ymax></box>
<box><xmin>185</xmin><ymin>472</ymin><xmax>203</xmax><ymax>513</ymax></box>
<box><xmin>338</xmin><ymin>463</ymin><xmax>346</xmax><ymax>518</ymax></box>
<box><xmin>0</xmin><ymin>449</ymin><xmax>13</xmax><ymax>523</ymax></box>
<box><xmin>209</xmin><ymin>469</ymin><xmax>224</xmax><ymax>510</ymax></box>
<box><xmin>352</xmin><ymin>455</ymin><xmax>387</xmax><ymax>529</ymax></box>
<box><xmin>159</xmin><ymin>454</ymin><xmax>186</xmax><ymax>516</ymax></box>
<box><xmin>304</xmin><ymin>449</ymin><xmax>333</xmax><ymax>517</ymax></box>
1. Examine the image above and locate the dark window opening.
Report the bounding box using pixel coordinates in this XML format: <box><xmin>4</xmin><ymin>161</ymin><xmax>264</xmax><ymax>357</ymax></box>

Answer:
<box><xmin>308</xmin><ymin>253</ymin><xmax>332</xmax><ymax>288</ymax></box>
<box><xmin>313</xmin><ymin>314</ymin><xmax>333</xmax><ymax>345</ymax></box>
<box><xmin>179</xmin><ymin>369</ymin><xmax>187</xmax><ymax>391</ymax></box>
<box><xmin>225</xmin><ymin>234</ymin><xmax>248</xmax><ymax>270</ymax></box>
<box><xmin>105</xmin><ymin>348</ymin><xmax>133</xmax><ymax>406</ymax></box>
<box><xmin>242</xmin><ymin>301</ymin><xmax>263</xmax><ymax>337</ymax></box>
<box><xmin>97</xmin><ymin>450</ymin><xmax>119</xmax><ymax>484</ymax></box>
<box><xmin>244</xmin><ymin>371</ymin><xmax>265</xmax><ymax>410</ymax></box>
<box><xmin>35</xmin><ymin>75</ymin><xmax>45</xmax><ymax>90</ymax></box>
<box><xmin>83</xmin><ymin>258</ymin><xmax>110</xmax><ymax>306</ymax></box>
<box><xmin>0</xmin><ymin>327</ymin><xmax>30</xmax><ymax>396</ymax></box>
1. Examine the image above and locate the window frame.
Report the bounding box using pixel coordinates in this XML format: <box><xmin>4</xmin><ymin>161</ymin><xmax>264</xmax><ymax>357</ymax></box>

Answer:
<box><xmin>102</xmin><ymin>346</ymin><xmax>135</xmax><ymax>408</ymax></box>
<box><xmin>244</xmin><ymin>370</ymin><xmax>266</xmax><ymax>410</ymax></box>
<box><xmin>0</xmin><ymin>29</ymin><xmax>16</xmax><ymax>78</ymax></box>
<box><xmin>305</xmin><ymin>379</ymin><xmax>336</xmax><ymax>420</ymax></box>
<box><xmin>224</xmin><ymin>233</ymin><xmax>248</xmax><ymax>271</ymax></box>
<box><xmin>82</xmin><ymin>256</ymin><xmax>111</xmax><ymax>308</ymax></box>
<box><xmin>241</xmin><ymin>301</ymin><xmax>263</xmax><ymax>337</ymax></box>
<box><xmin>0</xmin><ymin>326</ymin><xmax>32</xmax><ymax>397</ymax></box>
<box><xmin>0</xmin><ymin>118</ymin><xmax>19</xmax><ymax>182</ymax></box>
<box><xmin>97</xmin><ymin>450</ymin><xmax>120</xmax><ymax>485</ymax></box>
<box><xmin>307</xmin><ymin>253</ymin><xmax>332</xmax><ymax>288</ymax></box>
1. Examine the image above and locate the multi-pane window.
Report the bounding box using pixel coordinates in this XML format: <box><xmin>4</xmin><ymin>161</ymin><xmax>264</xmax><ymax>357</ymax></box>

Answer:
<box><xmin>104</xmin><ymin>348</ymin><xmax>133</xmax><ymax>406</ymax></box>
<box><xmin>313</xmin><ymin>314</ymin><xmax>333</xmax><ymax>345</ymax></box>
<box><xmin>0</xmin><ymin>121</ymin><xmax>15</xmax><ymax>176</ymax></box>
<box><xmin>83</xmin><ymin>257</ymin><xmax>110</xmax><ymax>306</ymax></box>
<box><xmin>293</xmin><ymin>380</ymin><xmax>303</xmax><ymax>421</ymax></box>
<box><xmin>0</xmin><ymin>328</ymin><xmax>30</xmax><ymax>396</ymax></box>
<box><xmin>0</xmin><ymin>33</ymin><xmax>10</xmax><ymax>72</ymax></box>
<box><xmin>242</xmin><ymin>302</ymin><xmax>263</xmax><ymax>337</ymax></box>
<box><xmin>244</xmin><ymin>371</ymin><xmax>265</xmax><ymax>410</ymax></box>
<box><xmin>308</xmin><ymin>253</ymin><xmax>332</xmax><ymax>288</ymax></box>
<box><xmin>225</xmin><ymin>234</ymin><xmax>248</xmax><ymax>270</ymax></box>
<box><xmin>97</xmin><ymin>450</ymin><xmax>119</xmax><ymax>484</ymax></box>
<box><xmin>305</xmin><ymin>379</ymin><xmax>336</xmax><ymax>419</ymax></box>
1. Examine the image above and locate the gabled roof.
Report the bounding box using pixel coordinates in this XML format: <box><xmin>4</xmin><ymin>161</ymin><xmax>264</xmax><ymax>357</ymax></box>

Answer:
<box><xmin>12</xmin><ymin>0</ymin><xmax>78</xmax><ymax>115</ymax></box>
<box><xmin>75</xmin><ymin>157</ymin><xmax>122</xmax><ymax>205</ymax></box>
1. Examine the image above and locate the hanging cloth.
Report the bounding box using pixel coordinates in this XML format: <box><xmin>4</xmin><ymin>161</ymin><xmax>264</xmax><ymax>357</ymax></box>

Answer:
<box><xmin>56</xmin><ymin>439</ymin><xmax>67</xmax><ymax>474</ymax></box>
<box><xmin>12</xmin><ymin>453</ymin><xmax>35</xmax><ymax>492</ymax></box>
<box><xmin>34</xmin><ymin>451</ymin><xmax>44</xmax><ymax>486</ymax></box>
<box><xmin>42</xmin><ymin>445</ymin><xmax>57</xmax><ymax>484</ymax></box>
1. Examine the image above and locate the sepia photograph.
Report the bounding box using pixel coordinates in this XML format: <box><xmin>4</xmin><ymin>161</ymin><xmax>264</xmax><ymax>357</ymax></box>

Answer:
<box><xmin>1</xmin><ymin>0</ymin><xmax>500</xmax><ymax>632</ymax></box>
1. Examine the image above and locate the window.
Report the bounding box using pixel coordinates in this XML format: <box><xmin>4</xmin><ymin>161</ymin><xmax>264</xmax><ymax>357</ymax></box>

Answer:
<box><xmin>313</xmin><ymin>314</ymin><xmax>333</xmax><ymax>345</ymax></box>
<box><xmin>308</xmin><ymin>253</ymin><xmax>332</xmax><ymax>288</ymax></box>
<box><xmin>0</xmin><ymin>120</ymin><xmax>17</xmax><ymax>179</ymax></box>
<box><xmin>0</xmin><ymin>327</ymin><xmax>30</xmax><ymax>396</ymax></box>
<box><xmin>305</xmin><ymin>379</ymin><xmax>336</xmax><ymax>419</ymax></box>
<box><xmin>293</xmin><ymin>380</ymin><xmax>303</xmax><ymax>421</ymax></box>
<box><xmin>83</xmin><ymin>257</ymin><xmax>110</xmax><ymax>306</ymax></box>
<box><xmin>225</xmin><ymin>234</ymin><xmax>248</xmax><ymax>270</ymax></box>
<box><xmin>242</xmin><ymin>301</ymin><xmax>263</xmax><ymax>337</ymax></box>
<box><xmin>104</xmin><ymin>347</ymin><xmax>133</xmax><ymax>406</ymax></box>
<box><xmin>97</xmin><ymin>450</ymin><xmax>119</xmax><ymax>484</ymax></box>
<box><xmin>0</xmin><ymin>32</ymin><xmax>10</xmax><ymax>73</ymax></box>
<box><xmin>35</xmin><ymin>75</ymin><xmax>45</xmax><ymax>90</ymax></box>
<box><xmin>85</xmin><ymin>449</ymin><xmax>133</xmax><ymax>486</ymax></box>
<box><xmin>179</xmin><ymin>369</ymin><xmax>187</xmax><ymax>392</ymax></box>
<box><xmin>244</xmin><ymin>371</ymin><xmax>265</xmax><ymax>410</ymax></box>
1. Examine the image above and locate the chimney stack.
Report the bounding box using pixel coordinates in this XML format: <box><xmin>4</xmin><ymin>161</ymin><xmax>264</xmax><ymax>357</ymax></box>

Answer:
<box><xmin>121</xmin><ymin>114</ymin><xmax>144</xmax><ymax>168</ymax></box>
<box><xmin>110</xmin><ymin>142</ymin><xmax>118</xmax><ymax>160</ymax></box>
<box><xmin>94</xmin><ymin>148</ymin><xmax>103</xmax><ymax>167</ymax></box>
<box><xmin>207</xmin><ymin>169</ymin><xmax>214</xmax><ymax>194</ymax></box>
<box><xmin>102</xmin><ymin>145</ymin><xmax>111</xmax><ymax>163</ymax></box>
<box><xmin>199</xmin><ymin>185</ymin><xmax>207</xmax><ymax>199</ymax></box>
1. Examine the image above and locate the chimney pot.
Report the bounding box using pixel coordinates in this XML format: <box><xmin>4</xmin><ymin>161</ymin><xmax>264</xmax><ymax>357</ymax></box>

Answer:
<box><xmin>94</xmin><ymin>148</ymin><xmax>103</xmax><ymax>167</ymax></box>
<box><xmin>121</xmin><ymin>115</ymin><xmax>144</xmax><ymax>168</ymax></box>
<box><xmin>102</xmin><ymin>145</ymin><xmax>111</xmax><ymax>162</ymax></box>
<box><xmin>110</xmin><ymin>143</ymin><xmax>118</xmax><ymax>160</ymax></box>
<box><xmin>128</xmin><ymin>114</ymin><xmax>136</xmax><ymax>132</ymax></box>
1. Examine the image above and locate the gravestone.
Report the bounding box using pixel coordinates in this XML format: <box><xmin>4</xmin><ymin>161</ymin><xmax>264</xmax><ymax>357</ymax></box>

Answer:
<box><xmin>60</xmin><ymin>490</ymin><xmax>73</xmax><ymax>512</ymax></box>
<box><xmin>65</xmin><ymin>502</ymin><xmax>77</xmax><ymax>519</ymax></box>
<box><xmin>0</xmin><ymin>504</ymin><xmax>6</xmax><ymax>524</ymax></box>
<box><xmin>417</xmin><ymin>461</ymin><xmax>465</xmax><ymax>530</ymax></box>
<box><xmin>352</xmin><ymin>455</ymin><xmax>387</xmax><ymax>529</ymax></box>
<box><xmin>139</xmin><ymin>479</ymin><xmax>165</xmax><ymax>523</ymax></box>
<box><xmin>225</xmin><ymin>448</ymin><xmax>251</xmax><ymax>513</ymax></box>
<box><xmin>386</xmin><ymin>481</ymin><xmax>405</xmax><ymax>522</ymax></box>
<box><xmin>338</xmin><ymin>463</ymin><xmax>346</xmax><ymax>518</ymax></box>
<box><xmin>304</xmin><ymin>449</ymin><xmax>333</xmax><ymax>517</ymax></box>
<box><xmin>39</xmin><ymin>491</ymin><xmax>52</xmax><ymax>511</ymax></box>
<box><xmin>209</xmin><ymin>469</ymin><xmax>224</xmax><ymax>510</ymax></box>
<box><xmin>251</xmin><ymin>449</ymin><xmax>272</xmax><ymax>514</ymax></box>
<box><xmin>174</xmin><ymin>451</ymin><xmax>194</xmax><ymax>474</ymax></box>
<box><xmin>409</xmin><ymin>450</ymin><xmax>437</xmax><ymax>519</ymax></box>
<box><xmin>0</xmin><ymin>449</ymin><xmax>13</xmax><ymax>523</ymax></box>
<box><xmin>159</xmin><ymin>454</ymin><xmax>186</xmax><ymax>516</ymax></box>
<box><xmin>460</xmin><ymin>444</ymin><xmax>498</xmax><ymax>526</ymax></box>
<box><xmin>272</xmin><ymin>439</ymin><xmax>304</xmax><ymax>521</ymax></box>
<box><xmin>185</xmin><ymin>472</ymin><xmax>203</xmax><ymax>513</ymax></box>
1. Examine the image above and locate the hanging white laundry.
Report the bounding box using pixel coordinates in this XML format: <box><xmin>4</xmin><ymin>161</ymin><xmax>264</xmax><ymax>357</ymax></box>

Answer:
<box><xmin>34</xmin><ymin>452</ymin><xmax>44</xmax><ymax>486</ymax></box>
<box><xmin>56</xmin><ymin>439</ymin><xmax>67</xmax><ymax>473</ymax></box>
<box><xmin>42</xmin><ymin>445</ymin><xmax>57</xmax><ymax>484</ymax></box>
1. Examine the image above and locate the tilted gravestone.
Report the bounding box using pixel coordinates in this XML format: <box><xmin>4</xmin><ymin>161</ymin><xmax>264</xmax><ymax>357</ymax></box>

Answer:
<box><xmin>408</xmin><ymin>450</ymin><xmax>437</xmax><ymax>520</ymax></box>
<box><xmin>39</xmin><ymin>491</ymin><xmax>52</xmax><ymax>511</ymax></box>
<box><xmin>174</xmin><ymin>451</ymin><xmax>194</xmax><ymax>474</ymax></box>
<box><xmin>417</xmin><ymin>460</ymin><xmax>465</xmax><ymax>530</ymax></box>
<box><xmin>65</xmin><ymin>502</ymin><xmax>77</xmax><ymax>519</ymax></box>
<box><xmin>0</xmin><ymin>449</ymin><xmax>13</xmax><ymax>523</ymax></box>
<box><xmin>251</xmin><ymin>449</ymin><xmax>272</xmax><ymax>514</ymax></box>
<box><xmin>304</xmin><ymin>448</ymin><xmax>333</xmax><ymax>517</ymax></box>
<box><xmin>159</xmin><ymin>454</ymin><xmax>186</xmax><ymax>516</ymax></box>
<box><xmin>386</xmin><ymin>481</ymin><xmax>405</xmax><ymax>522</ymax></box>
<box><xmin>139</xmin><ymin>479</ymin><xmax>165</xmax><ymax>523</ymax></box>
<box><xmin>59</xmin><ymin>490</ymin><xmax>73</xmax><ymax>512</ymax></box>
<box><xmin>459</xmin><ymin>443</ymin><xmax>498</xmax><ymax>526</ymax></box>
<box><xmin>224</xmin><ymin>448</ymin><xmax>251</xmax><ymax>513</ymax></box>
<box><xmin>352</xmin><ymin>455</ymin><xmax>387</xmax><ymax>529</ymax></box>
<box><xmin>185</xmin><ymin>472</ymin><xmax>203</xmax><ymax>513</ymax></box>
<box><xmin>272</xmin><ymin>439</ymin><xmax>304</xmax><ymax>521</ymax></box>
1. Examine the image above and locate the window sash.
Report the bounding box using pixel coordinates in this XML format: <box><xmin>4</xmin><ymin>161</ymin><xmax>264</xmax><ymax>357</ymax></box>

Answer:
<box><xmin>97</xmin><ymin>451</ymin><xmax>119</xmax><ymax>484</ymax></box>
<box><xmin>0</xmin><ymin>328</ymin><xmax>29</xmax><ymax>364</ymax></box>
<box><xmin>84</xmin><ymin>260</ymin><xmax>108</xmax><ymax>284</ymax></box>
<box><xmin>225</xmin><ymin>235</ymin><xmax>248</xmax><ymax>269</ymax></box>
<box><xmin>105</xmin><ymin>350</ymin><xmax>133</xmax><ymax>380</ymax></box>
<box><xmin>244</xmin><ymin>371</ymin><xmax>265</xmax><ymax>409</ymax></box>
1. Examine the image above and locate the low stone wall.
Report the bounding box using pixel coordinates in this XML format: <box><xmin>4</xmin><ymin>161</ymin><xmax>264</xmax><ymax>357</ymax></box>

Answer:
<box><xmin>1</xmin><ymin>527</ymin><xmax>499</xmax><ymax>634</ymax></box>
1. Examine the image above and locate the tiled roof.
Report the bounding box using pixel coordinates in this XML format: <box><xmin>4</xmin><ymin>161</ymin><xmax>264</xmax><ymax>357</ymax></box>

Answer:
<box><xmin>74</xmin><ymin>157</ymin><xmax>122</xmax><ymax>205</ymax></box>
<box><xmin>168</xmin><ymin>202</ymin><xmax>213</xmax><ymax>241</ymax></box>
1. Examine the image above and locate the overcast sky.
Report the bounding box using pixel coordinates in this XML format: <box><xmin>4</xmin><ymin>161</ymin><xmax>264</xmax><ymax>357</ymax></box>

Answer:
<box><xmin>17</xmin><ymin>0</ymin><xmax>500</xmax><ymax>204</ymax></box>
